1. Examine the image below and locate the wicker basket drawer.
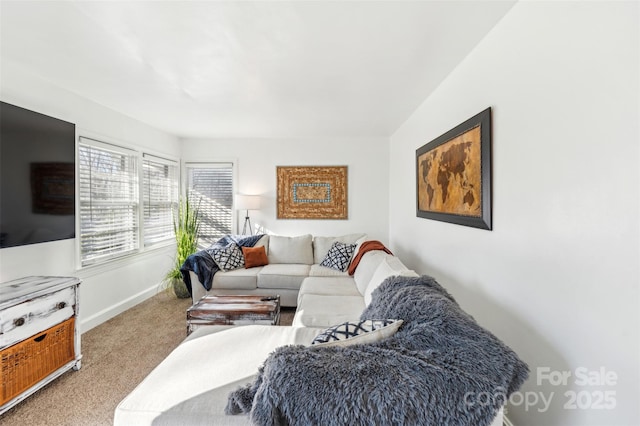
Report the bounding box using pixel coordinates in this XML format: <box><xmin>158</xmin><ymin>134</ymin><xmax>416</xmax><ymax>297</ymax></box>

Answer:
<box><xmin>1</xmin><ymin>317</ymin><xmax>75</xmax><ymax>406</ymax></box>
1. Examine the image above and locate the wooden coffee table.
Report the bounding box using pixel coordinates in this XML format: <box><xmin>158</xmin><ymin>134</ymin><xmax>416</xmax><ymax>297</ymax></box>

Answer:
<box><xmin>186</xmin><ymin>295</ymin><xmax>280</xmax><ymax>335</ymax></box>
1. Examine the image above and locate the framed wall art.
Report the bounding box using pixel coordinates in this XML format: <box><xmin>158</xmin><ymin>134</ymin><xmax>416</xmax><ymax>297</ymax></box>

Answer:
<box><xmin>277</xmin><ymin>166</ymin><xmax>348</xmax><ymax>219</ymax></box>
<box><xmin>416</xmin><ymin>107</ymin><xmax>492</xmax><ymax>230</ymax></box>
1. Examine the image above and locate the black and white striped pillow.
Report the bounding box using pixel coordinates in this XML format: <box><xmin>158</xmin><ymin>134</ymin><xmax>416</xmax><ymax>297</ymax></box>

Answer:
<box><xmin>311</xmin><ymin>319</ymin><xmax>403</xmax><ymax>347</ymax></box>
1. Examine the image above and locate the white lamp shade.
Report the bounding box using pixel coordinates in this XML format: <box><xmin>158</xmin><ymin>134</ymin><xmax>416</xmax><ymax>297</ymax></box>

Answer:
<box><xmin>236</xmin><ymin>195</ymin><xmax>260</xmax><ymax>211</ymax></box>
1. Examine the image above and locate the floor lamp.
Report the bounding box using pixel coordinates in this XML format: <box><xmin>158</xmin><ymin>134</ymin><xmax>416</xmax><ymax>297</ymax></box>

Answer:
<box><xmin>236</xmin><ymin>195</ymin><xmax>260</xmax><ymax>235</ymax></box>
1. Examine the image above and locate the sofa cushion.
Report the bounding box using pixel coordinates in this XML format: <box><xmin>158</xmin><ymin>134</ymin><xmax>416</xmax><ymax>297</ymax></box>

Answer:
<box><xmin>297</xmin><ymin>277</ymin><xmax>360</xmax><ymax>305</ymax></box>
<box><xmin>257</xmin><ymin>264</ymin><xmax>311</xmax><ymax>290</ymax></box>
<box><xmin>212</xmin><ymin>267</ymin><xmax>262</xmax><ymax>290</ymax></box>
<box><xmin>242</xmin><ymin>246</ymin><xmax>269</xmax><ymax>268</ymax></box>
<box><xmin>308</xmin><ymin>264</ymin><xmax>349</xmax><ymax>277</ymax></box>
<box><xmin>353</xmin><ymin>250</ymin><xmax>389</xmax><ymax>295</ymax></box>
<box><xmin>319</xmin><ymin>241</ymin><xmax>356</xmax><ymax>272</ymax></box>
<box><xmin>292</xmin><ymin>294</ymin><xmax>365</xmax><ymax>327</ymax></box>
<box><xmin>364</xmin><ymin>257</ymin><xmax>418</xmax><ymax>305</ymax></box>
<box><xmin>312</xmin><ymin>233</ymin><xmax>366</xmax><ymax>264</ymax></box>
<box><xmin>268</xmin><ymin>234</ymin><xmax>313</xmax><ymax>264</ymax></box>
<box><xmin>114</xmin><ymin>325</ymin><xmax>326</xmax><ymax>426</ymax></box>
<box><xmin>255</xmin><ymin>234</ymin><xmax>269</xmax><ymax>253</ymax></box>
<box><xmin>310</xmin><ymin>319</ymin><xmax>403</xmax><ymax>347</ymax></box>
<box><xmin>211</xmin><ymin>244</ymin><xmax>244</xmax><ymax>271</ymax></box>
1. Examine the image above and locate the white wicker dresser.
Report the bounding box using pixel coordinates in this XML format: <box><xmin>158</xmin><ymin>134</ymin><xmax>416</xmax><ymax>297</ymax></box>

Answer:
<box><xmin>0</xmin><ymin>276</ymin><xmax>82</xmax><ymax>414</ymax></box>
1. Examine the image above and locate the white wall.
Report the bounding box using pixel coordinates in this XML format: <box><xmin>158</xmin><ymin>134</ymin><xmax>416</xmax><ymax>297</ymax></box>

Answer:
<box><xmin>181</xmin><ymin>137</ymin><xmax>389</xmax><ymax>242</ymax></box>
<box><xmin>0</xmin><ymin>59</ymin><xmax>182</xmax><ymax>332</ymax></box>
<box><xmin>389</xmin><ymin>2</ymin><xmax>639</xmax><ymax>425</ymax></box>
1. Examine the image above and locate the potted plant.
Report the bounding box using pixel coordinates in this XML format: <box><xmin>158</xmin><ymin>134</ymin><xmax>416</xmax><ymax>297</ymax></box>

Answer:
<box><xmin>164</xmin><ymin>193</ymin><xmax>201</xmax><ymax>298</ymax></box>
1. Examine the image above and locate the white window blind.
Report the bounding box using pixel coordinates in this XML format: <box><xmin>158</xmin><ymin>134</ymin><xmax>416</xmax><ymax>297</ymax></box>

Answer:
<box><xmin>78</xmin><ymin>137</ymin><xmax>139</xmax><ymax>266</ymax></box>
<box><xmin>142</xmin><ymin>154</ymin><xmax>179</xmax><ymax>247</ymax></box>
<box><xmin>185</xmin><ymin>163</ymin><xmax>233</xmax><ymax>247</ymax></box>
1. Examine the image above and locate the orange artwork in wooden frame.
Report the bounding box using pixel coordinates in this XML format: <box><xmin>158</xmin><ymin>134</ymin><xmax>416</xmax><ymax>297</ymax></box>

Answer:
<box><xmin>277</xmin><ymin>166</ymin><xmax>348</xmax><ymax>219</ymax></box>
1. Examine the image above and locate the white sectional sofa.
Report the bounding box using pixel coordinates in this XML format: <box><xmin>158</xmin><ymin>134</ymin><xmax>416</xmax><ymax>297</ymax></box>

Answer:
<box><xmin>116</xmin><ymin>236</ymin><xmax>523</xmax><ymax>425</ymax></box>
<box><xmin>293</xmin><ymin>250</ymin><xmax>418</xmax><ymax>327</ymax></box>
<box><xmin>188</xmin><ymin>233</ymin><xmax>418</xmax><ymax>329</ymax></box>
<box><xmin>117</xmin><ymin>239</ymin><xmax>421</xmax><ymax>425</ymax></box>
<box><xmin>189</xmin><ymin>233</ymin><xmax>367</xmax><ymax>306</ymax></box>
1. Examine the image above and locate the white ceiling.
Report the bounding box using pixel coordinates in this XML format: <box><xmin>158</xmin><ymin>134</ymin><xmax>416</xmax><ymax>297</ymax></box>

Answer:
<box><xmin>0</xmin><ymin>1</ymin><xmax>515</xmax><ymax>139</ymax></box>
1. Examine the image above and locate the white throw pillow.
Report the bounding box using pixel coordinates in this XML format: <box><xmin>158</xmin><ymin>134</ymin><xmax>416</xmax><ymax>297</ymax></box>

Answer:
<box><xmin>311</xmin><ymin>319</ymin><xmax>403</xmax><ymax>347</ymax></box>
<box><xmin>268</xmin><ymin>234</ymin><xmax>313</xmax><ymax>264</ymax></box>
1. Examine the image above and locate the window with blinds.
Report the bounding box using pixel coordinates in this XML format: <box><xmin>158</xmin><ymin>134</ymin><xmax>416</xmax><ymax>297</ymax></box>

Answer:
<box><xmin>78</xmin><ymin>138</ymin><xmax>139</xmax><ymax>266</ymax></box>
<box><xmin>142</xmin><ymin>155</ymin><xmax>179</xmax><ymax>247</ymax></box>
<box><xmin>185</xmin><ymin>163</ymin><xmax>233</xmax><ymax>247</ymax></box>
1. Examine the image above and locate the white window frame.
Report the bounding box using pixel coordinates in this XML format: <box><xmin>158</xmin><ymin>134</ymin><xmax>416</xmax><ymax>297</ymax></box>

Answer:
<box><xmin>142</xmin><ymin>153</ymin><xmax>179</xmax><ymax>248</ymax></box>
<box><xmin>183</xmin><ymin>160</ymin><xmax>237</xmax><ymax>248</ymax></box>
<box><xmin>77</xmin><ymin>135</ymin><xmax>180</xmax><ymax>269</ymax></box>
<box><xmin>78</xmin><ymin>137</ymin><xmax>140</xmax><ymax>266</ymax></box>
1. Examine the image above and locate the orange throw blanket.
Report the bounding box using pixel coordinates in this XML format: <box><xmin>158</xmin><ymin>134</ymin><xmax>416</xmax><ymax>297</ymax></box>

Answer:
<box><xmin>347</xmin><ymin>240</ymin><xmax>393</xmax><ymax>275</ymax></box>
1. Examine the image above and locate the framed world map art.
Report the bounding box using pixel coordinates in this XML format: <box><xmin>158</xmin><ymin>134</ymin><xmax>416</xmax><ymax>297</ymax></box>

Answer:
<box><xmin>416</xmin><ymin>107</ymin><xmax>492</xmax><ymax>230</ymax></box>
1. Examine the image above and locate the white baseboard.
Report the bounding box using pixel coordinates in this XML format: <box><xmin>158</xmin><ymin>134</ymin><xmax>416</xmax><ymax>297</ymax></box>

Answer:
<box><xmin>79</xmin><ymin>283</ymin><xmax>160</xmax><ymax>333</ymax></box>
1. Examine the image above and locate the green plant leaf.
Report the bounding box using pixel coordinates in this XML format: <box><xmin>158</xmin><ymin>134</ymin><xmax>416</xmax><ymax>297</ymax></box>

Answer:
<box><xmin>165</xmin><ymin>192</ymin><xmax>202</xmax><ymax>282</ymax></box>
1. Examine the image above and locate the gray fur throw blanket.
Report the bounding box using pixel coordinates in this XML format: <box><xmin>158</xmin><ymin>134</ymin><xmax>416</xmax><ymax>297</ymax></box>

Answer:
<box><xmin>226</xmin><ymin>275</ymin><xmax>529</xmax><ymax>425</ymax></box>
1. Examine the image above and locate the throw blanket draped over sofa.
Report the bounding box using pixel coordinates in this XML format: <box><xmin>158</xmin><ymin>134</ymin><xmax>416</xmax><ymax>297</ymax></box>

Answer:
<box><xmin>180</xmin><ymin>234</ymin><xmax>264</xmax><ymax>295</ymax></box>
<box><xmin>226</xmin><ymin>274</ymin><xmax>529</xmax><ymax>426</ymax></box>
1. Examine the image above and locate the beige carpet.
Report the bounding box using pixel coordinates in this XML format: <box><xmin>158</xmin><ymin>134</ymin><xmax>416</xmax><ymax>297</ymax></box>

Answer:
<box><xmin>0</xmin><ymin>292</ymin><xmax>295</xmax><ymax>426</ymax></box>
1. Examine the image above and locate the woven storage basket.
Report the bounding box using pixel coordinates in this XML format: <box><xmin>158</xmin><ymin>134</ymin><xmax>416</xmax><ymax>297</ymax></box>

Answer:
<box><xmin>1</xmin><ymin>317</ymin><xmax>75</xmax><ymax>405</ymax></box>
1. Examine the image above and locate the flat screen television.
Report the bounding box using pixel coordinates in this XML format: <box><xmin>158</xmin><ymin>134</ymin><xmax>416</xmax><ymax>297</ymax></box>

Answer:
<box><xmin>0</xmin><ymin>101</ymin><xmax>76</xmax><ymax>248</ymax></box>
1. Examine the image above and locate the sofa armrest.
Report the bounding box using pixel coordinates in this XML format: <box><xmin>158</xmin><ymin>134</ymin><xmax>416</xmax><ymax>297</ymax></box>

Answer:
<box><xmin>189</xmin><ymin>271</ymin><xmax>206</xmax><ymax>304</ymax></box>
<box><xmin>352</xmin><ymin>251</ymin><xmax>390</xmax><ymax>294</ymax></box>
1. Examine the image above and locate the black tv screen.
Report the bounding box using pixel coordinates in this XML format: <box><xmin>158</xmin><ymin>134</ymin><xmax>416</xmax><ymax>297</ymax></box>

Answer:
<box><xmin>1</xmin><ymin>102</ymin><xmax>76</xmax><ymax>248</ymax></box>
